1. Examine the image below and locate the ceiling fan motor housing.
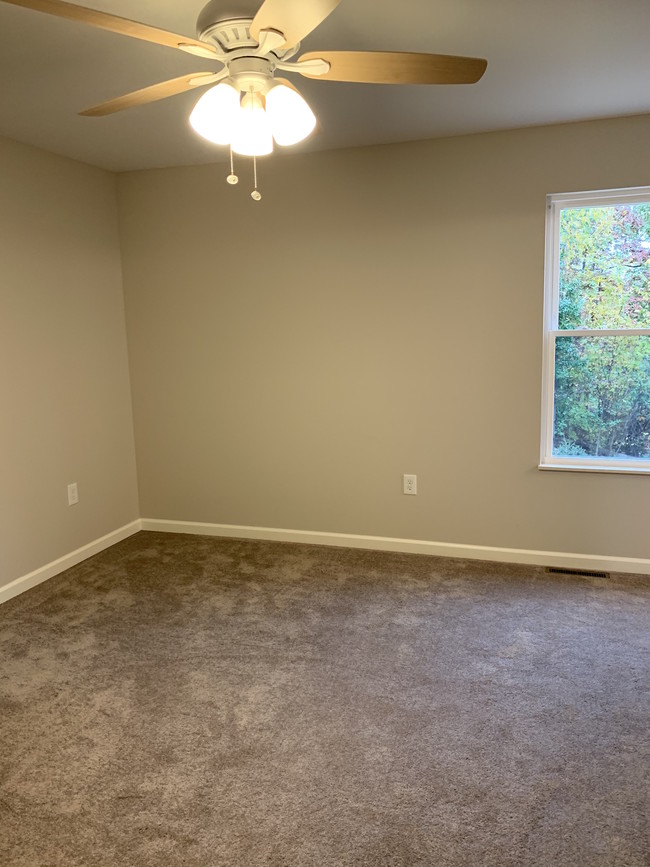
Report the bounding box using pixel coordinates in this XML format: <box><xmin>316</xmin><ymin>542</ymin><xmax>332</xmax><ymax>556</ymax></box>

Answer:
<box><xmin>196</xmin><ymin>0</ymin><xmax>298</xmax><ymax>60</ymax></box>
<box><xmin>228</xmin><ymin>56</ymin><xmax>275</xmax><ymax>92</ymax></box>
<box><xmin>196</xmin><ymin>0</ymin><xmax>257</xmax><ymax>34</ymax></box>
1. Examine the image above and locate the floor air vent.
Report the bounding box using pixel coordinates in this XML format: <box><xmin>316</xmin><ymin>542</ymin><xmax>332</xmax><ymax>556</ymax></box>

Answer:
<box><xmin>546</xmin><ymin>567</ymin><xmax>609</xmax><ymax>579</ymax></box>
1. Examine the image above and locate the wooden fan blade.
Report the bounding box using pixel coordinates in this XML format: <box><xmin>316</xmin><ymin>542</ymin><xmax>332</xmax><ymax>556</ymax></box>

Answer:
<box><xmin>0</xmin><ymin>0</ymin><xmax>219</xmax><ymax>57</ymax></box>
<box><xmin>297</xmin><ymin>50</ymin><xmax>487</xmax><ymax>84</ymax></box>
<box><xmin>79</xmin><ymin>72</ymin><xmax>220</xmax><ymax>117</ymax></box>
<box><xmin>250</xmin><ymin>0</ymin><xmax>341</xmax><ymax>49</ymax></box>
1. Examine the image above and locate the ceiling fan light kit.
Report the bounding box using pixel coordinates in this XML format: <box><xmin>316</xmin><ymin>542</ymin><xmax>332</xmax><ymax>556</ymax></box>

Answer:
<box><xmin>190</xmin><ymin>79</ymin><xmax>316</xmax><ymax>154</ymax></box>
<box><xmin>1</xmin><ymin>0</ymin><xmax>487</xmax><ymax>200</ymax></box>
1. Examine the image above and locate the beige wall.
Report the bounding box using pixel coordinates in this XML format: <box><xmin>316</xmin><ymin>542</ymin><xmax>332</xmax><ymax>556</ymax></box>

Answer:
<box><xmin>117</xmin><ymin>114</ymin><xmax>650</xmax><ymax>560</ymax></box>
<box><xmin>0</xmin><ymin>137</ymin><xmax>139</xmax><ymax>589</ymax></box>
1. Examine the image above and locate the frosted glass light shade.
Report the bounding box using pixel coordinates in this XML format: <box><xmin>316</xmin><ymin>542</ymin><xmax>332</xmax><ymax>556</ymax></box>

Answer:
<box><xmin>189</xmin><ymin>82</ymin><xmax>240</xmax><ymax>145</ymax></box>
<box><xmin>231</xmin><ymin>92</ymin><xmax>273</xmax><ymax>156</ymax></box>
<box><xmin>266</xmin><ymin>84</ymin><xmax>316</xmax><ymax>146</ymax></box>
<box><xmin>189</xmin><ymin>80</ymin><xmax>314</xmax><ymax>155</ymax></box>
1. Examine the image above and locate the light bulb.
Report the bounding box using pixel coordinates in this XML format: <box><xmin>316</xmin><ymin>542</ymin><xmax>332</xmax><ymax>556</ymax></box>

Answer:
<box><xmin>189</xmin><ymin>82</ymin><xmax>239</xmax><ymax>145</ymax></box>
<box><xmin>266</xmin><ymin>83</ymin><xmax>316</xmax><ymax>147</ymax></box>
<box><xmin>231</xmin><ymin>92</ymin><xmax>273</xmax><ymax>157</ymax></box>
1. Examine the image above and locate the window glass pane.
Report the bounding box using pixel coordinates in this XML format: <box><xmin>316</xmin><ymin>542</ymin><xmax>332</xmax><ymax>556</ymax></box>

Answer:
<box><xmin>558</xmin><ymin>202</ymin><xmax>650</xmax><ymax>329</ymax></box>
<box><xmin>553</xmin><ymin>335</ymin><xmax>650</xmax><ymax>460</ymax></box>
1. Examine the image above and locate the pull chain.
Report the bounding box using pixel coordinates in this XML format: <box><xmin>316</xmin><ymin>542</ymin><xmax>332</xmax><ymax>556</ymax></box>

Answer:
<box><xmin>251</xmin><ymin>155</ymin><xmax>261</xmax><ymax>201</ymax></box>
<box><xmin>227</xmin><ymin>145</ymin><xmax>238</xmax><ymax>185</ymax></box>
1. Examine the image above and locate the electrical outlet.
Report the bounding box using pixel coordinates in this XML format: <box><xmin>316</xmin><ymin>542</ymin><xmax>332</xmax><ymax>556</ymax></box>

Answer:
<box><xmin>67</xmin><ymin>482</ymin><xmax>79</xmax><ymax>506</ymax></box>
<box><xmin>403</xmin><ymin>474</ymin><xmax>417</xmax><ymax>495</ymax></box>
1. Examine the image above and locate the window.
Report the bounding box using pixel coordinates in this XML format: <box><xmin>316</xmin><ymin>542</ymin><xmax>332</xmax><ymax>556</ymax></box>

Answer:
<box><xmin>541</xmin><ymin>187</ymin><xmax>650</xmax><ymax>473</ymax></box>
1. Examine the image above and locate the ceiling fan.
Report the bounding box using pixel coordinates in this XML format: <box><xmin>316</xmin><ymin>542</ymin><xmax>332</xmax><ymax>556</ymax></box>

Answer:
<box><xmin>1</xmin><ymin>0</ymin><xmax>487</xmax><ymax>197</ymax></box>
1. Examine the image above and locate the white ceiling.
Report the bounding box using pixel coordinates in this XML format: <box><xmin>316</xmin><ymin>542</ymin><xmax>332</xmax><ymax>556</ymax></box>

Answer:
<box><xmin>0</xmin><ymin>0</ymin><xmax>649</xmax><ymax>172</ymax></box>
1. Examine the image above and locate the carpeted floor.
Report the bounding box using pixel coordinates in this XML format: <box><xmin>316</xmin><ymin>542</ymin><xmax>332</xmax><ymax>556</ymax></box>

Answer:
<box><xmin>0</xmin><ymin>532</ymin><xmax>648</xmax><ymax>866</ymax></box>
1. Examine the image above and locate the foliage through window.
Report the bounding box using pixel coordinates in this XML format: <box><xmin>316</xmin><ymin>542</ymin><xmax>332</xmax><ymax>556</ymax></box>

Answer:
<box><xmin>542</xmin><ymin>188</ymin><xmax>650</xmax><ymax>471</ymax></box>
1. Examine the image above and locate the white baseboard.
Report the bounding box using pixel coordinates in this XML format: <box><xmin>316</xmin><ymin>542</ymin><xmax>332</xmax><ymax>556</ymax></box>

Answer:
<box><xmin>0</xmin><ymin>519</ymin><xmax>143</xmax><ymax>605</ymax></box>
<box><xmin>141</xmin><ymin>519</ymin><xmax>650</xmax><ymax>576</ymax></box>
<box><xmin>3</xmin><ymin>517</ymin><xmax>646</xmax><ymax>608</ymax></box>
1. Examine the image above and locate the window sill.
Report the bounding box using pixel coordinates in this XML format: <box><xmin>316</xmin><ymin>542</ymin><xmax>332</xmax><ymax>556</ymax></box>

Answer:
<box><xmin>539</xmin><ymin>462</ymin><xmax>650</xmax><ymax>476</ymax></box>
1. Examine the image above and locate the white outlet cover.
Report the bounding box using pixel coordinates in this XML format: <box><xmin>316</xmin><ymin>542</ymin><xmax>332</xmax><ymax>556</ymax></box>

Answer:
<box><xmin>403</xmin><ymin>474</ymin><xmax>417</xmax><ymax>495</ymax></box>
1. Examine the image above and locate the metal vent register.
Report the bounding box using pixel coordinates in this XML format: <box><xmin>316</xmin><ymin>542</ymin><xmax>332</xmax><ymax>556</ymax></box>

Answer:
<box><xmin>546</xmin><ymin>567</ymin><xmax>610</xmax><ymax>579</ymax></box>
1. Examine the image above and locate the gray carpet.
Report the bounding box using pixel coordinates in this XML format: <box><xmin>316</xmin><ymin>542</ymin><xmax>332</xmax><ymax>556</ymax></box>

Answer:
<box><xmin>1</xmin><ymin>532</ymin><xmax>648</xmax><ymax>866</ymax></box>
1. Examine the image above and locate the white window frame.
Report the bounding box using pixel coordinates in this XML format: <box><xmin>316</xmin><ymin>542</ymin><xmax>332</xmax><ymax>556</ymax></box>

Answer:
<box><xmin>540</xmin><ymin>185</ymin><xmax>650</xmax><ymax>474</ymax></box>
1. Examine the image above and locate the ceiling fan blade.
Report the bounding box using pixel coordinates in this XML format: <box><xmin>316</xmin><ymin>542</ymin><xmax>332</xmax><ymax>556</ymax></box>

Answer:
<box><xmin>296</xmin><ymin>50</ymin><xmax>487</xmax><ymax>84</ymax></box>
<box><xmin>250</xmin><ymin>0</ymin><xmax>341</xmax><ymax>49</ymax></box>
<box><xmin>79</xmin><ymin>72</ymin><xmax>222</xmax><ymax>117</ymax></box>
<box><xmin>0</xmin><ymin>0</ymin><xmax>219</xmax><ymax>58</ymax></box>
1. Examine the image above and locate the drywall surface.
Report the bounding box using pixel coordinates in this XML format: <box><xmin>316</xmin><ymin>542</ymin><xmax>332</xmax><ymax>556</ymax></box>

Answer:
<box><xmin>0</xmin><ymin>136</ymin><xmax>139</xmax><ymax>589</ymax></box>
<box><xmin>117</xmin><ymin>115</ymin><xmax>650</xmax><ymax>559</ymax></box>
